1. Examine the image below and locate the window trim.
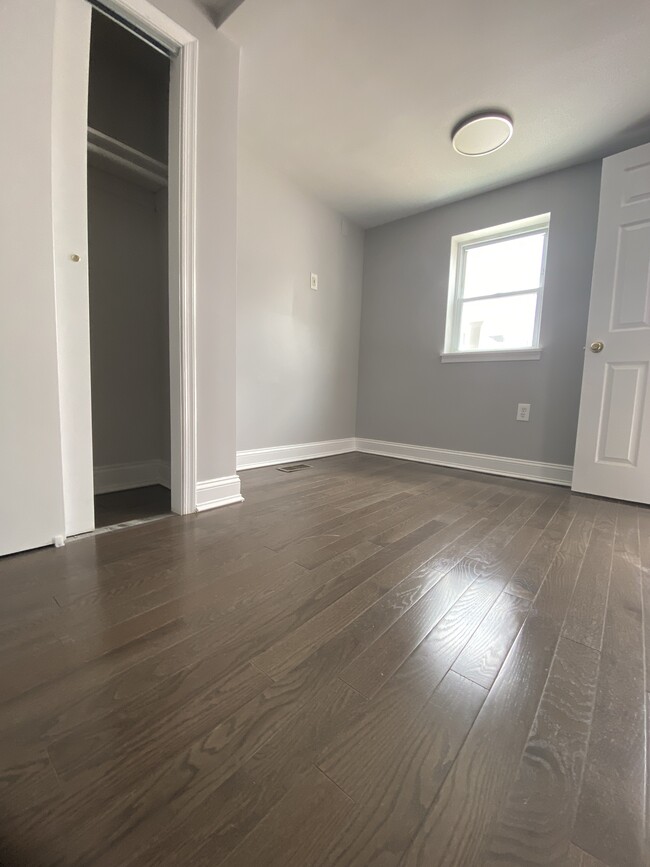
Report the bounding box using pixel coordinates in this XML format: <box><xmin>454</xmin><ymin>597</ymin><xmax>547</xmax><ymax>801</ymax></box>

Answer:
<box><xmin>443</xmin><ymin>213</ymin><xmax>551</xmax><ymax>359</ymax></box>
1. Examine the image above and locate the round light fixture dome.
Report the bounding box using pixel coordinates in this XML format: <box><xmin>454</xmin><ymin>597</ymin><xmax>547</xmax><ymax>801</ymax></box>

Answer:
<box><xmin>451</xmin><ymin>112</ymin><xmax>513</xmax><ymax>156</ymax></box>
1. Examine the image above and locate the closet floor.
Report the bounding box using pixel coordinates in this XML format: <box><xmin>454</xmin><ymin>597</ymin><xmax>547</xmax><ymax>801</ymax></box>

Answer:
<box><xmin>94</xmin><ymin>484</ymin><xmax>171</xmax><ymax>529</ymax></box>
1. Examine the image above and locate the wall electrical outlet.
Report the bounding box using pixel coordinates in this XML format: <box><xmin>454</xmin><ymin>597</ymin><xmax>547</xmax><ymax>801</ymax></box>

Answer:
<box><xmin>517</xmin><ymin>403</ymin><xmax>531</xmax><ymax>422</ymax></box>
<box><xmin>310</xmin><ymin>273</ymin><xmax>318</xmax><ymax>291</ymax></box>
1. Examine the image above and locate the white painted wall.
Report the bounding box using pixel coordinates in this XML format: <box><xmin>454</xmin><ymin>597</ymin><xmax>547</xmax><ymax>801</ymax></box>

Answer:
<box><xmin>52</xmin><ymin>0</ymin><xmax>95</xmax><ymax>538</ymax></box>
<box><xmin>0</xmin><ymin>0</ymin><xmax>240</xmax><ymax>555</ymax></box>
<box><xmin>236</xmin><ymin>147</ymin><xmax>364</xmax><ymax>452</ymax></box>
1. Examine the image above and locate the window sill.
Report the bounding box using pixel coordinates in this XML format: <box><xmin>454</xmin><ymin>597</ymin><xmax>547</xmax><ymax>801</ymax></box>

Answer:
<box><xmin>440</xmin><ymin>349</ymin><xmax>542</xmax><ymax>363</ymax></box>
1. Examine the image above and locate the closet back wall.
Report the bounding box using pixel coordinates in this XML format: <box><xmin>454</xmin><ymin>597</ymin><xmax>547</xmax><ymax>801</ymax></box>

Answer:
<box><xmin>88</xmin><ymin>167</ymin><xmax>170</xmax><ymax>484</ymax></box>
<box><xmin>87</xmin><ymin>11</ymin><xmax>170</xmax><ymax>493</ymax></box>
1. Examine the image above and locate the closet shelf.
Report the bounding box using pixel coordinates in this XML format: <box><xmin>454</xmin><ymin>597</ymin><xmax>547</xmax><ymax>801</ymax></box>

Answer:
<box><xmin>88</xmin><ymin>127</ymin><xmax>168</xmax><ymax>191</ymax></box>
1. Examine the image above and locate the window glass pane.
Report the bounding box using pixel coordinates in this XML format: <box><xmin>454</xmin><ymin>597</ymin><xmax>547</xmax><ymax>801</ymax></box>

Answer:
<box><xmin>458</xmin><ymin>294</ymin><xmax>537</xmax><ymax>351</ymax></box>
<box><xmin>463</xmin><ymin>231</ymin><xmax>546</xmax><ymax>299</ymax></box>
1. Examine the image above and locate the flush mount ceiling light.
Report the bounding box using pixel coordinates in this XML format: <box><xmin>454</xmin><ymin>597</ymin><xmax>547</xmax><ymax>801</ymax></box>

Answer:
<box><xmin>451</xmin><ymin>112</ymin><xmax>513</xmax><ymax>156</ymax></box>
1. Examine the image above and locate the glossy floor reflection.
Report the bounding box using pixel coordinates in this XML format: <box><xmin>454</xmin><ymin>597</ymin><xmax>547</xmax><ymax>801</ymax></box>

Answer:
<box><xmin>0</xmin><ymin>454</ymin><xmax>646</xmax><ymax>866</ymax></box>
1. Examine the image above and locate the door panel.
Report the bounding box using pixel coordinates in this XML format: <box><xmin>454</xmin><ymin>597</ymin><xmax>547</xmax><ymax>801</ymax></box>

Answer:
<box><xmin>573</xmin><ymin>143</ymin><xmax>650</xmax><ymax>503</ymax></box>
<box><xmin>610</xmin><ymin>222</ymin><xmax>650</xmax><ymax>329</ymax></box>
<box><xmin>597</xmin><ymin>363</ymin><xmax>647</xmax><ymax>465</ymax></box>
<box><xmin>621</xmin><ymin>159</ymin><xmax>650</xmax><ymax>204</ymax></box>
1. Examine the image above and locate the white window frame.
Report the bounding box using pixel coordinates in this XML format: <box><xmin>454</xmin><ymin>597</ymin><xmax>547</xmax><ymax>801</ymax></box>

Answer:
<box><xmin>442</xmin><ymin>213</ymin><xmax>551</xmax><ymax>363</ymax></box>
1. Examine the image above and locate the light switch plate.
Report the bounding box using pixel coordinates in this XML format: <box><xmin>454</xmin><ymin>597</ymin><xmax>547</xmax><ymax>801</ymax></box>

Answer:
<box><xmin>310</xmin><ymin>273</ymin><xmax>318</xmax><ymax>291</ymax></box>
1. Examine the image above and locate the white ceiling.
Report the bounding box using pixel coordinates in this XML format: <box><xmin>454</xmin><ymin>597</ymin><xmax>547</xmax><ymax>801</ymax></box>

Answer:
<box><xmin>223</xmin><ymin>0</ymin><xmax>650</xmax><ymax>228</ymax></box>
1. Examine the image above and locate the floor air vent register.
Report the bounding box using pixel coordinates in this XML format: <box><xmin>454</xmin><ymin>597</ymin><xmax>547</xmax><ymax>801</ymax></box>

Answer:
<box><xmin>277</xmin><ymin>464</ymin><xmax>312</xmax><ymax>473</ymax></box>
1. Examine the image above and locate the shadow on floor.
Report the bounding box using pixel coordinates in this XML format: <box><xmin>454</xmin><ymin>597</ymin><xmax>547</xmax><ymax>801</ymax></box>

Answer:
<box><xmin>94</xmin><ymin>484</ymin><xmax>171</xmax><ymax>529</ymax></box>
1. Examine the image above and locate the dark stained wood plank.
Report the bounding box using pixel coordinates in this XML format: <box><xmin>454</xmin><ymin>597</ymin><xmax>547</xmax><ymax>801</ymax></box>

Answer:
<box><xmin>452</xmin><ymin>590</ymin><xmax>530</xmax><ymax>689</ymax></box>
<box><xmin>367</xmin><ymin>480</ymin><xmax>489</xmax><ymax>546</ymax></box>
<box><xmin>217</xmin><ymin>766</ymin><xmax>353</xmax><ymax>867</ymax></box>
<box><xmin>567</xmin><ymin>843</ymin><xmax>611</xmax><ymax>866</ymax></box>
<box><xmin>572</xmin><ymin>505</ymin><xmax>646</xmax><ymax>867</ymax></box>
<box><xmin>47</xmin><ymin>660</ymin><xmax>271</xmax><ymax>783</ymax></box>
<box><xmin>340</xmin><ymin>520</ymin><xmax>541</xmax><ymax>699</ymax></box>
<box><xmin>250</xmin><ymin>495</ymin><xmax>531</xmax><ymax>688</ymax></box>
<box><xmin>505</xmin><ymin>504</ymin><xmax>576</xmax><ymax>599</ymax></box>
<box><xmin>482</xmin><ymin>636</ymin><xmax>600</xmax><ymax>866</ymax></box>
<box><xmin>0</xmin><ymin>751</ymin><xmax>66</xmax><ymax>865</ymax></box>
<box><xmin>16</xmin><ymin>675</ymin><xmax>363</xmax><ymax>867</ymax></box>
<box><xmin>563</xmin><ymin>504</ymin><xmax>617</xmax><ymax>652</ymax></box>
<box><xmin>319</xmin><ymin>671</ymin><xmax>484</xmax><ymax>801</ymax></box>
<box><xmin>137</xmin><ymin>677</ymin><xmax>363</xmax><ymax>867</ymax></box>
<box><xmin>0</xmin><ymin>455</ymin><xmax>641</xmax><ymax>867</ymax></box>
<box><xmin>399</xmin><ymin>499</ymin><xmax>598</xmax><ymax>867</ymax></box>
<box><xmin>19</xmin><ymin>543</ymin><xmax>376</xmax><ymax>748</ymax></box>
<box><xmin>295</xmin><ymin>500</ymin><xmax>527</xmax><ymax>676</ymax></box>
<box><xmin>252</xmin><ymin>510</ymin><xmax>497</xmax><ymax>678</ymax></box>
<box><xmin>312</xmin><ymin>672</ymin><xmax>486</xmax><ymax>866</ymax></box>
<box><xmin>288</xmin><ymin>479</ymin><xmax>481</xmax><ymax>569</ymax></box>
<box><xmin>525</xmin><ymin>493</ymin><xmax>565</xmax><ymax>530</ymax></box>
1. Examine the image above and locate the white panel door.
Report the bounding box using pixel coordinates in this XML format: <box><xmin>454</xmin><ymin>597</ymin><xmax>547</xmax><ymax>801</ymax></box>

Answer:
<box><xmin>573</xmin><ymin>143</ymin><xmax>650</xmax><ymax>503</ymax></box>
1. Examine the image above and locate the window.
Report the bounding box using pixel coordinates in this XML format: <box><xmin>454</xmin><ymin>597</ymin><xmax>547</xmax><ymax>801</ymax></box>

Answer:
<box><xmin>443</xmin><ymin>213</ymin><xmax>550</xmax><ymax>361</ymax></box>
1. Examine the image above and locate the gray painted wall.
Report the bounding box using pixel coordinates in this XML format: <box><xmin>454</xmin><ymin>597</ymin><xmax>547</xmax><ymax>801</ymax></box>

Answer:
<box><xmin>356</xmin><ymin>161</ymin><xmax>602</xmax><ymax>467</ymax></box>
<box><xmin>87</xmin><ymin>167</ymin><xmax>170</xmax><ymax>470</ymax></box>
<box><xmin>236</xmin><ymin>148</ymin><xmax>364</xmax><ymax>451</ymax></box>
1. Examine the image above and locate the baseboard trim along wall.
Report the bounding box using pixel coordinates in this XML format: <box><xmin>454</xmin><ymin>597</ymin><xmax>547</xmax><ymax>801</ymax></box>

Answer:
<box><xmin>94</xmin><ymin>459</ymin><xmax>171</xmax><ymax>495</ymax></box>
<box><xmin>235</xmin><ymin>437</ymin><xmax>572</xmax><ymax>486</ymax></box>
<box><xmin>236</xmin><ymin>438</ymin><xmax>357</xmax><ymax>470</ymax></box>
<box><xmin>195</xmin><ymin>475</ymin><xmax>244</xmax><ymax>512</ymax></box>
<box><xmin>355</xmin><ymin>438</ymin><xmax>573</xmax><ymax>487</ymax></box>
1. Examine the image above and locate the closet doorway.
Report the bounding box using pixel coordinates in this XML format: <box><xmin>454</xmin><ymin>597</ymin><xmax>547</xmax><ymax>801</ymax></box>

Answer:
<box><xmin>87</xmin><ymin>9</ymin><xmax>171</xmax><ymax>529</ymax></box>
<box><xmin>55</xmin><ymin>0</ymin><xmax>197</xmax><ymax>540</ymax></box>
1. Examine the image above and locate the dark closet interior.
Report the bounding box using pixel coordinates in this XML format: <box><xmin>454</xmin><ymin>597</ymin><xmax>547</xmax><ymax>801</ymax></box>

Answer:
<box><xmin>87</xmin><ymin>11</ymin><xmax>172</xmax><ymax>528</ymax></box>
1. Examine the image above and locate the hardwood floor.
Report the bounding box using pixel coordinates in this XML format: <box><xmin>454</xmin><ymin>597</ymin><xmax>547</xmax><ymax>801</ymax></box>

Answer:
<box><xmin>0</xmin><ymin>453</ymin><xmax>647</xmax><ymax>866</ymax></box>
<box><xmin>94</xmin><ymin>485</ymin><xmax>171</xmax><ymax>529</ymax></box>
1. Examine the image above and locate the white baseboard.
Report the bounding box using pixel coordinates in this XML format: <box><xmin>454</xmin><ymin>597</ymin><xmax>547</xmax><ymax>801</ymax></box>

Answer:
<box><xmin>94</xmin><ymin>459</ymin><xmax>171</xmax><ymax>495</ymax></box>
<box><xmin>237</xmin><ymin>438</ymin><xmax>357</xmax><ymax>471</ymax></box>
<box><xmin>235</xmin><ymin>435</ymin><xmax>572</xmax><ymax>487</ymax></box>
<box><xmin>355</xmin><ymin>438</ymin><xmax>573</xmax><ymax>487</ymax></box>
<box><xmin>195</xmin><ymin>475</ymin><xmax>243</xmax><ymax>512</ymax></box>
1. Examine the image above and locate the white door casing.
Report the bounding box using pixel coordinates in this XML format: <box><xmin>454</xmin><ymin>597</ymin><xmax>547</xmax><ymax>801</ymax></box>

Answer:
<box><xmin>573</xmin><ymin>143</ymin><xmax>650</xmax><ymax>503</ymax></box>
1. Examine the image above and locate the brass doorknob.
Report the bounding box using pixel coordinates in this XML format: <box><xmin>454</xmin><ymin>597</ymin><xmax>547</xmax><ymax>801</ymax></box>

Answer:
<box><xmin>590</xmin><ymin>340</ymin><xmax>604</xmax><ymax>353</ymax></box>
<box><xmin>70</xmin><ymin>253</ymin><xmax>81</xmax><ymax>262</ymax></box>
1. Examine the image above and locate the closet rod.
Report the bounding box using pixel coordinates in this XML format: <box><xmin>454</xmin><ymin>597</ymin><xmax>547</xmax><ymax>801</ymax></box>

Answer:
<box><xmin>88</xmin><ymin>127</ymin><xmax>168</xmax><ymax>191</ymax></box>
<box><xmin>87</xmin><ymin>0</ymin><xmax>176</xmax><ymax>58</ymax></box>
